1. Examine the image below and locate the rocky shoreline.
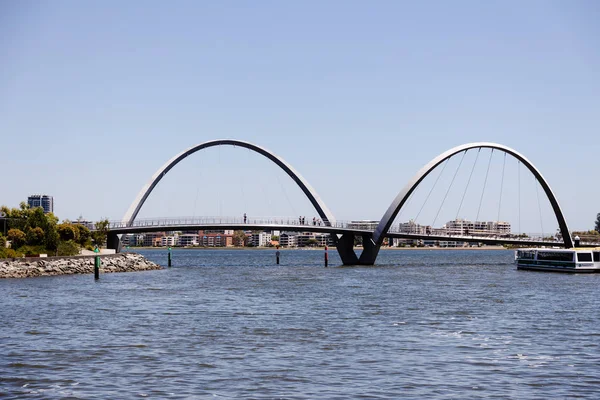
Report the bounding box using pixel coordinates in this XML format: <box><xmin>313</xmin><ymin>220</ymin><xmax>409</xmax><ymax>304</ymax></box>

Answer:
<box><xmin>0</xmin><ymin>253</ymin><xmax>161</xmax><ymax>279</ymax></box>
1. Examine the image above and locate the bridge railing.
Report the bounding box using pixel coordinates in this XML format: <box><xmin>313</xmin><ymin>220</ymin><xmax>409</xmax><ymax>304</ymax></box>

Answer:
<box><xmin>107</xmin><ymin>216</ymin><xmax>357</xmax><ymax>230</ymax></box>
<box><xmin>385</xmin><ymin>227</ymin><xmax>564</xmax><ymax>243</ymax></box>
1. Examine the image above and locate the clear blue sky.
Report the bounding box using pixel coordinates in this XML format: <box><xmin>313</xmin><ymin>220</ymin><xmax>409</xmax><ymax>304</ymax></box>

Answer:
<box><xmin>1</xmin><ymin>1</ymin><xmax>598</xmax><ymax>233</ymax></box>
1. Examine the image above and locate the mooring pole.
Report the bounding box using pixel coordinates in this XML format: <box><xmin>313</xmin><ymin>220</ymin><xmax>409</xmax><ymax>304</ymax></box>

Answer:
<box><xmin>168</xmin><ymin>247</ymin><xmax>172</xmax><ymax>267</ymax></box>
<box><xmin>276</xmin><ymin>246</ymin><xmax>280</xmax><ymax>265</ymax></box>
<box><xmin>94</xmin><ymin>246</ymin><xmax>100</xmax><ymax>280</ymax></box>
<box><xmin>324</xmin><ymin>245</ymin><xmax>328</xmax><ymax>268</ymax></box>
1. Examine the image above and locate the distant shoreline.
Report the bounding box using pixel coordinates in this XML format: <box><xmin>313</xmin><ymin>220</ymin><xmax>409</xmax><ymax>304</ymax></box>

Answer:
<box><xmin>127</xmin><ymin>245</ymin><xmax>508</xmax><ymax>251</ymax></box>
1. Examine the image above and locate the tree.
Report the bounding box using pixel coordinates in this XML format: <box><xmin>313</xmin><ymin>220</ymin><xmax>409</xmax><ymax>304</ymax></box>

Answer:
<box><xmin>306</xmin><ymin>238</ymin><xmax>319</xmax><ymax>247</ymax></box>
<box><xmin>233</xmin><ymin>230</ymin><xmax>247</xmax><ymax>247</ymax></box>
<box><xmin>57</xmin><ymin>223</ymin><xmax>78</xmax><ymax>241</ymax></box>
<box><xmin>595</xmin><ymin>213</ymin><xmax>600</xmax><ymax>232</ymax></box>
<box><xmin>91</xmin><ymin>219</ymin><xmax>110</xmax><ymax>247</ymax></box>
<box><xmin>26</xmin><ymin>227</ymin><xmax>45</xmax><ymax>245</ymax></box>
<box><xmin>73</xmin><ymin>224</ymin><xmax>91</xmax><ymax>247</ymax></box>
<box><xmin>7</xmin><ymin>229</ymin><xmax>26</xmax><ymax>249</ymax></box>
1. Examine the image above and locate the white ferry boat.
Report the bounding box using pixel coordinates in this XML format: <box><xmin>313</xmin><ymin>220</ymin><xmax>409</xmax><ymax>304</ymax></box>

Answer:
<box><xmin>515</xmin><ymin>248</ymin><xmax>600</xmax><ymax>272</ymax></box>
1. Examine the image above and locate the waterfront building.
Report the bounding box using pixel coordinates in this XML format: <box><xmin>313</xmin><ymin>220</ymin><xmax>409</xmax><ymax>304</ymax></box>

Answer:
<box><xmin>122</xmin><ymin>234</ymin><xmax>143</xmax><ymax>247</ymax></box>
<box><xmin>74</xmin><ymin>219</ymin><xmax>94</xmax><ymax>230</ymax></box>
<box><xmin>347</xmin><ymin>220</ymin><xmax>379</xmax><ymax>230</ymax></box>
<box><xmin>161</xmin><ymin>235</ymin><xmax>177</xmax><ymax>247</ymax></box>
<box><xmin>398</xmin><ymin>220</ymin><xmax>428</xmax><ymax>235</ymax></box>
<box><xmin>143</xmin><ymin>232</ymin><xmax>165</xmax><ymax>247</ymax></box>
<box><xmin>178</xmin><ymin>234</ymin><xmax>199</xmax><ymax>247</ymax></box>
<box><xmin>279</xmin><ymin>232</ymin><xmax>298</xmax><ymax>247</ymax></box>
<box><xmin>444</xmin><ymin>219</ymin><xmax>511</xmax><ymax>236</ymax></box>
<box><xmin>295</xmin><ymin>233</ymin><xmax>332</xmax><ymax>247</ymax></box>
<box><xmin>27</xmin><ymin>194</ymin><xmax>54</xmax><ymax>214</ymax></box>
<box><xmin>198</xmin><ymin>230</ymin><xmax>234</xmax><ymax>247</ymax></box>
<box><xmin>250</xmin><ymin>232</ymin><xmax>272</xmax><ymax>247</ymax></box>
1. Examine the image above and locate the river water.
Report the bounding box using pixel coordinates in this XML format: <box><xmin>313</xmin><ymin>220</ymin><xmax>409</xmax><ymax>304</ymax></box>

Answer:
<box><xmin>1</xmin><ymin>249</ymin><xmax>599</xmax><ymax>399</ymax></box>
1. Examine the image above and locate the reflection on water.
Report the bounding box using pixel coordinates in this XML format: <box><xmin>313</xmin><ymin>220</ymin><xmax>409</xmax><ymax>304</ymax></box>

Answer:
<box><xmin>1</xmin><ymin>249</ymin><xmax>599</xmax><ymax>399</ymax></box>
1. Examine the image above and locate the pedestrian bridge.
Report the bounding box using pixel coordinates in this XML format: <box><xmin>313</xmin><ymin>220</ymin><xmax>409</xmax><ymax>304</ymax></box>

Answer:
<box><xmin>100</xmin><ymin>139</ymin><xmax>594</xmax><ymax>265</ymax></box>
<box><xmin>105</xmin><ymin>216</ymin><xmax>582</xmax><ymax>257</ymax></box>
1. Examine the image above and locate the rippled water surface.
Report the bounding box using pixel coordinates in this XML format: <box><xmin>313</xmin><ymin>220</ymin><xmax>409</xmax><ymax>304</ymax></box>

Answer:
<box><xmin>2</xmin><ymin>249</ymin><xmax>600</xmax><ymax>399</ymax></box>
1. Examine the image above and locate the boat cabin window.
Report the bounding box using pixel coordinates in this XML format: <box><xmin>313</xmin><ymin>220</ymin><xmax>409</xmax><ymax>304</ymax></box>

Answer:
<box><xmin>594</xmin><ymin>252</ymin><xmax>600</xmax><ymax>262</ymax></box>
<box><xmin>537</xmin><ymin>251</ymin><xmax>573</xmax><ymax>262</ymax></box>
<box><xmin>517</xmin><ymin>250</ymin><xmax>535</xmax><ymax>259</ymax></box>
<box><xmin>577</xmin><ymin>252</ymin><xmax>593</xmax><ymax>262</ymax></box>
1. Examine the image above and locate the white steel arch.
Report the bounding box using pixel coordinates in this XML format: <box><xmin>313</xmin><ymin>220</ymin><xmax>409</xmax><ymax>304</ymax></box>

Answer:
<box><xmin>122</xmin><ymin>139</ymin><xmax>336</xmax><ymax>227</ymax></box>
<box><xmin>372</xmin><ymin>142</ymin><xmax>573</xmax><ymax>248</ymax></box>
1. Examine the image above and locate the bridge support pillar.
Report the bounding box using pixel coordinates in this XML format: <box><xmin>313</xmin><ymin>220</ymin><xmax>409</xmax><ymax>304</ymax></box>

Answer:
<box><xmin>357</xmin><ymin>235</ymin><xmax>379</xmax><ymax>265</ymax></box>
<box><xmin>107</xmin><ymin>233</ymin><xmax>121</xmax><ymax>253</ymax></box>
<box><xmin>334</xmin><ymin>233</ymin><xmax>359</xmax><ymax>265</ymax></box>
<box><xmin>333</xmin><ymin>233</ymin><xmax>381</xmax><ymax>265</ymax></box>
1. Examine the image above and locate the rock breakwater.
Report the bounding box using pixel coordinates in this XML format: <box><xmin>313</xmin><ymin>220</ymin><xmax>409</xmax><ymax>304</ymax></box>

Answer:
<box><xmin>0</xmin><ymin>253</ymin><xmax>161</xmax><ymax>279</ymax></box>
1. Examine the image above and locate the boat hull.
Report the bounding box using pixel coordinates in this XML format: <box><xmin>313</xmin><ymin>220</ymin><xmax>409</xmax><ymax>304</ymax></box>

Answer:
<box><xmin>516</xmin><ymin>264</ymin><xmax>600</xmax><ymax>273</ymax></box>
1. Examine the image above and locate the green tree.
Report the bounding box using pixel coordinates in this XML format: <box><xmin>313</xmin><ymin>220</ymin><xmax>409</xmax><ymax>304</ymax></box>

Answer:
<box><xmin>595</xmin><ymin>213</ymin><xmax>600</xmax><ymax>232</ymax></box>
<box><xmin>233</xmin><ymin>230</ymin><xmax>247</xmax><ymax>247</ymax></box>
<box><xmin>57</xmin><ymin>223</ymin><xmax>78</xmax><ymax>241</ymax></box>
<box><xmin>28</xmin><ymin>207</ymin><xmax>48</xmax><ymax>230</ymax></box>
<box><xmin>306</xmin><ymin>238</ymin><xmax>319</xmax><ymax>247</ymax></box>
<box><xmin>73</xmin><ymin>224</ymin><xmax>91</xmax><ymax>247</ymax></box>
<box><xmin>45</xmin><ymin>228</ymin><xmax>60</xmax><ymax>253</ymax></box>
<box><xmin>0</xmin><ymin>234</ymin><xmax>6</xmax><ymax>249</ymax></box>
<box><xmin>7</xmin><ymin>228</ymin><xmax>26</xmax><ymax>248</ymax></box>
<box><xmin>26</xmin><ymin>227</ymin><xmax>45</xmax><ymax>245</ymax></box>
<box><xmin>91</xmin><ymin>219</ymin><xmax>110</xmax><ymax>247</ymax></box>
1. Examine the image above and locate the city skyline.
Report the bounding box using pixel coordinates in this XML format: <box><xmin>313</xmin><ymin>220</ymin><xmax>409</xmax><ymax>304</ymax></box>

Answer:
<box><xmin>1</xmin><ymin>2</ymin><xmax>598</xmax><ymax>231</ymax></box>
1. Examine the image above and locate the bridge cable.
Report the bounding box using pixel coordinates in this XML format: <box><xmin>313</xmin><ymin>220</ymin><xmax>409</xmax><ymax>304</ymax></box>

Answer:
<box><xmin>432</xmin><ymin>150</ymin><xmax>467</xmax><ymax>228</ymax></box>
<box><xmin>274</xmin><ymin>170</ymin><xmax>298</xmax><ymax>222</ymax></box>
<box><xmin>192</xmin><ymin>152</ymin><xmax>204</xmax><ymax>220</ymax></box>
<box><xmin>396</xmin><ymin>186</ymin><xmax>415</xmax><ymax>223</ymax></box>
<box><xmin>535</xmin><ymin>176</ymin><xmax>545</xmax><ymax>239</ymax></box>
<box><xmin>237</xmin><ymin>146</ymin><xmax>248</xmax><ymax>219</ymax></box>
<box><xmin>414</xmin><ymin>158</ymin><xmax>450</xmax><ymax>224</ymax></box>
<box><xmin>518</xmin><ymin>161</ymin><xmax>521</xmax><ymax>235</ymax></box>
<box><xmin>217</xmin><ymin>145</ymin><xmax>222</xmax><ymax>218</ymax></box>
<box><xmin>259</xmin><ymin>166</ymin><xmax>275</xmax><ymax>220</ymax></box>
<box><xmin>496</xmin><ymin>152</ymin><xmax>507</xmax><ymax>224</ymax></box>
<box><xmin>455</xmin><ymin>148</ymin><xmax>480</xmax><ymax>220</ymax></box>
<box><xmin>475</xmin><ymin>148</ymin><xmax>494</xmax><ymax>223</ymax></box>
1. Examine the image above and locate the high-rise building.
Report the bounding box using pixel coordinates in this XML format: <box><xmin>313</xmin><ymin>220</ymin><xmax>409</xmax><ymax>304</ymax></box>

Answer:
<box><xmin>27</xmin><ymin>194</ymin><xmax>54</xmax><ymax>214</ymax></box>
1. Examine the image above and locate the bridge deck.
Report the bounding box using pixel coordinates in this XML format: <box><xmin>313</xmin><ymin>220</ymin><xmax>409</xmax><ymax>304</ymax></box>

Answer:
<box><xmin>101</xmin><ymin>220</ymin><xmax>591</xmax><ymax>248</ymax></box>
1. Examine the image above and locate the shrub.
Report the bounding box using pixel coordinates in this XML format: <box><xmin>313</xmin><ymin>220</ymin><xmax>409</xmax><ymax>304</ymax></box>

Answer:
<box><xmin>57</xmin><ymin>240</ymin><xmax>80</xmax><ymax>256</ymax></box>
<box><xmin>26</xmin><ymin>227</ymin><xmax>45</xmax><ymax>246</ymax></box>
<box><xmin>7</xmin><ymin>229</ymin><xmax>26</xmax><ymax>249</ymax></box>
<box><xmin>16</xmin><ymin>245</ymin><xmax>48</xmax><ymax>257</ymax></box>
<box><xmin>57</xmin><ymin>224</ymin><xmax>78</xmax><ymax>242</ymax></box>
<box><xmin>0</xmin><ymin>248</ymin><xmax>22</xmax><ymax>258</ymax></box>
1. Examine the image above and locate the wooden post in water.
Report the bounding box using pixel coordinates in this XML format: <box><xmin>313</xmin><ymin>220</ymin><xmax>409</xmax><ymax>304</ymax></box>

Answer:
<box><xmin>276</xmin><ymin>246</ymin><xmax>280</xmax><ymax>265</ymax></box>
<box><xmin>94</xmin><ymin>246</ymin><xmax>100</xmax><ymax>280</ymax></box>
<box><xmin>324</xmin><ymin>245</ymin><xmax>328</xmax><ymax>268</ymax></box>
<box><xmin>168</xmin><ymin>247</ymin><xmax>172</xmax><ymax>267</ymax></box>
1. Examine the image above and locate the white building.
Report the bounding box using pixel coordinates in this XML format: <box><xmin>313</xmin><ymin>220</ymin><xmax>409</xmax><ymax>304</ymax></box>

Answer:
<box><xmin>347</xmin><ymin>220</ymin><xmax>379</xmax><ymax>230</ymax></box>
<box><xmin>122</xmin><ymin>233</ymin><xmax>143</xmax><ymax>247</ymax></box>
<box><xmin>161</xmin><ymin>235</ymin><xmax>177</xmax><ymax>247</ymax></box>
<box><xmin>444</xmin><ymin>219</ymin><xmax>511</xmax><ymax>236</ymax></box>
<box><xmin>250</xmin><ymin>232</ymin><xmax>272</xmax><ymax>247</ymax></box>
<box><xmin>398</xmin><ymin>220</ymin><xmax>428</xmax><ymax>235</ymax></box>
